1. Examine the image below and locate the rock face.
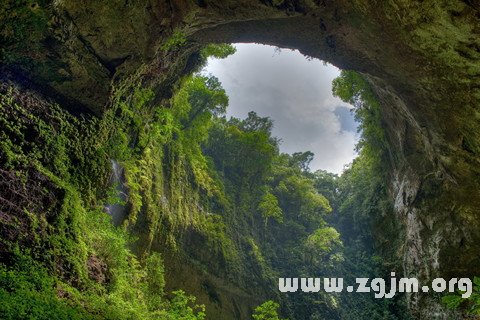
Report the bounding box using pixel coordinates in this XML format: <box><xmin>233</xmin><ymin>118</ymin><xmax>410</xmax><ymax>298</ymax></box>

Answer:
<box><xmin>3</xmin><ymin>0</ymin><xmax>479</xmax><ymax>318</ymax></box>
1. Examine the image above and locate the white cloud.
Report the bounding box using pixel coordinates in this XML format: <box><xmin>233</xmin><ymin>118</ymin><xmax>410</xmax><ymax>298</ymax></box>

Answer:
<box><xmin>203</xmin><ymin>43</ymin><xmax>359</xmax><ymax>174</ymax></box>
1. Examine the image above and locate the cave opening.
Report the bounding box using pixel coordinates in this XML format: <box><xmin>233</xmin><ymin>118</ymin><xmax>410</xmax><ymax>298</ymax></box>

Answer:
<box><xmin>156</xmin><ymin>40</ymin><xmax>398</xmax><ymax>319</ymax></box>
<box><xmin>201</xmin><ymin>43</ymin><xmax>359</xmax><ymax>174</ymax></box>
<box><xmin>1</xmin><ymin>1</ymin><xmax>478</xmax><ymax>319</ymax></box>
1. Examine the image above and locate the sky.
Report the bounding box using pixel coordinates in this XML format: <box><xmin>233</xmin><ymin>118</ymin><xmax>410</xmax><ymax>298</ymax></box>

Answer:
<box><xmin>202</xmin><ymin>43</ymin><xmax>359</xmax><ymax>174</ymax></box>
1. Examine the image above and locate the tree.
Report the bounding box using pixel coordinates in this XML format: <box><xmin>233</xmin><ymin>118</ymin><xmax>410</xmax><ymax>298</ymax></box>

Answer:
<box><xmin>201</xmin><ymin>43</ymin><xmax>237</xmax><ymax>60</ymax></box>
<box><xmin>195</xmin><ymin>43</ymin><xmax>237</xmax><ymax>70</ymax></box>
<box><xmin>204</xmin><ymin>114</ymin><xmax>278</xmax><ymax>190</ymax></box>
<box><xmin>332</xmin><ymin>70</ymin><xmax>386</xmax><ymax>155</ymax></box>
<box><xmin>182</xmin><ymin>75</ymin><xmax>228</xmax><ymax>129</ymax></box>
<box><xmin>290</xmin><ymin>151</ymin><xmax>314</xmax><ymax>172</ymax></box>
<box><xmin>258</xmin><ymin>191</ymin><xmax>283</xmax><ymax>226</ymax></box>
<box><xmin>304</xmin><ymin>227</ymin><xmax>343</xmax><ymax>265</ymax></box>
<box><xmin>239</xmin><ymin>111</ymin><xmax>274</xmax><ymax>134</ymax></box>
<box><xmin>252</xmin><ymin>301</ymin><xmax>282</xmax><ymax>320</ymax></box>
<box><xmin>313</xmin><ymin>170</ymin><xmax>339</xmax><ymax>205</ymax></box>
<box><xmin>160</xmin><ymin>290</ymin><xmax>206</xmax><ymax>320</ymax></box>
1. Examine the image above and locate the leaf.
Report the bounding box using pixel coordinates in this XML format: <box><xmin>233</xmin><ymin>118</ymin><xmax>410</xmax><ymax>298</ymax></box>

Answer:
<box><xmin>442</xmin><ymin>295</ymin><xmax>463</xmax><ymax>309</ymax></box>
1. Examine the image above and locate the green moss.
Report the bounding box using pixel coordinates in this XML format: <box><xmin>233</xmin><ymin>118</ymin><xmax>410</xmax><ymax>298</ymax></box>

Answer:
<box><xmin>247</xmin><ymin>238</ymin><xmax>275</xmax><ymax>281</ymax></box>
<box><xmin>0</xmin><ymin>252</ymin><xmax>95</xmax><ymax>320</ymax></box>
<box><xmin>0</xmin><ymin>81</ymin><xmax>212</xmax><ymax>319</ymax></box>
<box><xmin>0</xmin><ymin>0</ymin><xmax>50</xmax><ymax>66</ymax></box>
<box><xmin>161</xmin><ymin>31</ymin><xmax>188</xmax><ymax>52</ymax></box>
<box><xmin>201</xmin><ymin>214</ymin><xmax>241</xmax><ymax>268</ymax></box>
<box><xmin>442</xmin><ymin>277</ymin><xmax>480</xmax><ymax>315</ymax></box>
<box><xmin>252</xmin><ymin>300</ymin><xmax>283</xmax><ymax>320</ymax></box>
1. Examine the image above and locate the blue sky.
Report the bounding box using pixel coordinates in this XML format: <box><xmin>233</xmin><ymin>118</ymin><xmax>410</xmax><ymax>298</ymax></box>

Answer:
<box><xmin>202</xmin><ymin>43</ymin><xmax>359</xmax><ymax>174</ymax></box>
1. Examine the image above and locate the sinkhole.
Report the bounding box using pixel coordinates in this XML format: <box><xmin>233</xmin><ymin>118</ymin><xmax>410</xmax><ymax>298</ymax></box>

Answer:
<box><xmin>201</xmin><ymin>43</ymin><xmax>359</xmax><ymax>174</ymax></box>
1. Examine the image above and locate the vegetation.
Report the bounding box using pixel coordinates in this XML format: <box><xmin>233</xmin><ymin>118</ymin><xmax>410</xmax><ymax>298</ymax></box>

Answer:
<box><xmin>0</xmin><ymin>0</ymin><xmax>476</xmax><ymax>317</ymax></box>
<box><xmin>0</xmin><ymin>39</ymin><xmax>416</xmax><ymax>320</ymax></box>
<box><xmin>0</xmin><ymin>0</ymin><xmax>50</xmax><ymax>64</ymax></box>
<box><xmin>161</xmin><ymin>31</ymin><xmax>187</xmax><ymax>52</ymax></box>
<box><xmin>0</xmin><ymin>83</ymin><xmax>209</xmax><ymax>319</ymax></box>
<box><xmin>0</xmin><ymin>45</ymin><xmax>235</xmax><ymax>319</ymax></box>
<box><xmin>442</xmin><ymin>277</ymin><xmax>480</xmax><ymax>316</ymax></box>
<box><xmin>198</xmin><ymin>72</ymin><xmax>401</xmax><ymax>318</ymax></box>
<box><xmin>326</xmin><ymin>70</ymin><xmax>411</xmax><ymax>319</ymax></box>
<box><xmin>252</xmin><ymin>300</ymin><xmax>283</xmax><ymax>320</ymax></box>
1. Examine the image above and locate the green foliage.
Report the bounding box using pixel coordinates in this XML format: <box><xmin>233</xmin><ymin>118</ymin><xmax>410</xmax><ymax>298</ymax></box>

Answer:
<box><xmin>201</xmin><ymin>214</ymin><xmax>241</xmax><ymax>268</ymax></box>
<box><xmin>169</xmin><ymin>74</ymin><xmax>228</xmax><ymax>197</ymax></box>
<box><xmin>0</xmin><ymin>46</ymin><xmax>412</xmax><ymax>320</ymax></box>
<box><xmin>304</xmin><ymin>227</ymin><xmax>342</xmax><ymax>262</ymax></box>
<box><xmin>315</xmin><ymin>70</ymin><xmax>411</xmax><ymax>319</ymax></box>
<box><xmin>259</xmin><ymin>191</ymin><xmax>283</xmax><ymax>226</ymax></box>
<box><xmin>0</xmin><ymin>245</ymin><xmax>203</xmax><ymax>320</ymax></box>
<box><xmin>252</xmin><ymin>300</ymin><xmax>283</xmax><ymax>320</ymax></box>
<box><xmin>0</xmin><ymin>0</ymin><xmax>49</xmax><ymax>64</ymax></box>
<box><xmin>204</xmin><ymin>110</ymin><xmax>342</xmax><ymax>319</ymax></box>
<box><xmin>290</xmin><ymin>151</ymin><xmax>314</xmax><ymax>172</ymax></box>
<box><xmin>159</xmin><ymin>290</ymin><xmax>206</xmax><ymax>320</ymax></box>
<box><xmin>0</xmin><ymin>86</ymin><xmax>110</xmax><ymax>200</ymax></box>
<box><xmin>0</xmin><ymin>252</ymin><xmax>94</xmax><ymax>320</ymax></box>
<box><xmin>104</xmin><ymin>70</ymin><xmax>231</xmax><ymax>252</ymax></box>
<box><xmin>205</xmin><ymin>112</ymin><xmax>278</xmax><ymax>194</ymax></box>
<box><xmin>442</xmin><ymin>277</ymin><xmax>480</xmax><ymax>315</ymax></box>
<box><xmin>236</xmin><ymin>110</ymin><xmax>275</xmax><ymax>134</ymax></box>
<box><xmin>193</xmin><ymin>43</ymin><xmax>237</xmax><ymax>71</ymax></box>
<box><xmin>161</xmin><ymin>31</ymin><xmax>187</xmax><ymax>51</ymax></box>
<box><xmin>145</xmin><ymin>252</ymin><xmax>166</xmax><ymax>298</ymax></box>
<box><xmin>0</xmin><ymin>80</ymin><xmax>211</xmax><ymax>319</ymax></box>
<box><xmin>272</xmin><ymin>158</ymin><xmax>332</xmax><ymax>228</ymax></box>
<box><xmin>332</xmin><ymin>70</ymin><xmax>387</xmax><ymax>158</ymax></box>
<box><xmin>201</xmin><ymin>43</ymin><xmax>237</xmax><ymax>60</ymax></box>
<box><xmin>313</xmin><ymin>170</ymin><xmax>339</xmax><ymax>204</ymax></box>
